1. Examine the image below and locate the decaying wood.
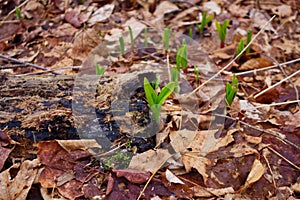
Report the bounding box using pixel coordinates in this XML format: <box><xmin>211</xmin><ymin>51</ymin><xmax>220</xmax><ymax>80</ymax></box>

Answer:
<box><xmin>0</xmin><ymin>70</ymin><xmax>161</xmax><ymax>140</ymax></box>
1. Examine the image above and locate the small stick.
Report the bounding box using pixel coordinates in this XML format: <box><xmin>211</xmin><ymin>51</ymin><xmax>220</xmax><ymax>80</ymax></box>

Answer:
<box><xmin>254</xmin><ymin>69</ymin><xmax>300</xmax><ymax>99</ymax></box>
<box><xmin>213</xmin><ymin>113</ymin><xmax>300</xmax><ymax>150</ymax></box>
<box><xmin>224</xmin><ymin>58</ymin><xmax>300</xmax><ymax>76</ymax></box>
<box><xmin>137</xmin><ymin>154</ymin><xmax>174</xmax><ymax>200</ymax></box>
<box><xmin>251</xmin><ymin>100</ymin><xmax>300</xmax><ymax>109</ymax></box>
<box><xmin>0</xmin><ymin>53</ymin><xmax>61</xmax><ymax>75</ymax></box>
<box><xmin>185</xmin><ymin>15</ymin><xmax>276</xmax><ymax>99</ymax></box>
<box><xmin>267</xmin><ymin>146</ymin><xmax>300</xmax><ymax>171</ymax></box>
<box><xmin>269</xmin><ymin>56</ymin><xmax>300</xmax><ymax>108</ymax></box>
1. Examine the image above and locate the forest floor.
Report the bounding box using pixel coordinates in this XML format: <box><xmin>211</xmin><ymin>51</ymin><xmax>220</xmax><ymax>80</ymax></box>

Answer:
<box><xmin>0</xmin><ymin>0</ymin><xmax>300</xmax><ymax>199</ymax></box>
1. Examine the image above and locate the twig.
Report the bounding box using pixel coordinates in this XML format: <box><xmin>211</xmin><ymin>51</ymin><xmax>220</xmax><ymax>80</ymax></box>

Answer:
<box><xmin>213</xmin><ymin>113</ymin><xmax>300</xmax><ymax>150</ymax></box>
<box><xmin>224</xmin><ymin>58</ymin><xmax>300</xmax><ymax>76</ymax></box>
<box><xmin>252</xmin><ymin>100</ymin><xmax>300</xmax><ymax>109</ymax></box>
<box><xmin>137</xmin><ymin>154</ymin><xmax>174</xmax><ymax>200</ymax></box>
<box><xmin>185</xmin><ymin>15</ymin><xmax>276</xmax><ymax>99</ymax></box>
<box><xmin>254</xmin><ymin>68</ymin><xmax>300</xmax><ymax>99</ymax></box>
<box><xmin>262</xmin><ymin>151</ymin><xmax>277</xmax><ymax>188</ymax></box>
<box><xmin>0</xmin><ymin>53</ymin><xmax>61</xmax><ymax>75</ymax></box>
<box><xmin>0</xmin><ymin>64</ymin><xmax>30</xmax><ymax>70</ymax></box>
<box><xmin>267</xmin><ymin>146</ymin><xmax>300</xmax><ymax>171</ymax></box>
<box><xmin>269</xmin><ymin>56</ymin><xmax>300</xmax><ymax>108</ymax></box>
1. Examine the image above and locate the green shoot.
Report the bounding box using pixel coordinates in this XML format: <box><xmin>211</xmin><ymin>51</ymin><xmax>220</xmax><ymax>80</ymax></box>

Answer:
<box><xmin>199</xmin><ymin>11</ymin><xmax>214</xmax><ymax>34</ymax></box>
<box><xmin>189</xmin><ymin>28</ymin><xmax>193</xmax><ymax>41</ymax></box>
<box><xmin>151</xmin><ymin>76</ymin><xmax>160</xmax><ymax>90</ymax></box>
<box><xmin>144</xmin><ymin>28</ymin><xmax>148</xmax><ymax>48</ymax></box>
<box><xmin>119</xmin><ymin>36</ymin><xmax>125</xmax><ymax>56</ymax></box>
<box><xmin>15</xmin><ymin>7</ymin><xmax>22</xmax><ymax>20</ymax></box>
<box><xmin>176</xmin><ymin>39</ymin><xmax>188</xmax><ymax>70</ymax></box>
<box><xmin>95</xmin><ymin>64</ymin><xmax>105</xmax><ymax>75</ymax></box>
<box><xmin>171</xmin><ymin>67</ymin><xmax>179</xmax><ymax>93</ymax></box>
<box><xmin>163</xmin><ymin>26</ymin><xmax>171</xmax><ymax>51</ymax></box>
<box><xmin>144</xmin><ymin>77</ymin><xmax>175</xmax><ymax>122</ymax></box>
<box><xmin>194</xmin><ymin>66</ymin><xmax>200</xmax><ymax>82</ymax></box>
<box><xmin>246</xmin><ymin>29</ymin><xmax>252</xmax><ymax>55</ymax></box>
<box><xmin>236</xmin><ymin>39</ymin><xmax>244</xmax><ymax>59</ymax></box>
<box><xmin>215</xmin><ymin>19</ymin><xmax>230</xmax><ymax>48</ymax></box>
<box><xmin>128</xmin><ymin>26</ymin><xmax>134</xmax><ymax>45</ymax></box>
<box><xmin>225</xmin><ymin>74</ymin><xmax>238</xmax><ymax>106</ymax></box>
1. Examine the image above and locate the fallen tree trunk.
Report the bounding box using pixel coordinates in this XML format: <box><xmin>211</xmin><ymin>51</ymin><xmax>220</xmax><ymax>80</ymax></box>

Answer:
<box><xmin>0</xmin><ymin>71</ymin><xmax>160</xmax><ymax>142</ymax></box>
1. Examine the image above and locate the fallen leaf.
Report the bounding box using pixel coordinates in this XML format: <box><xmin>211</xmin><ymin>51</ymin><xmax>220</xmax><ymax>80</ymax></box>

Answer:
<box><xmin>165</xmin><ymin>169</ymin><xmax>184</xmax><ymax>184</ymax></box>
<box><xmin>238</xmin><ymin>57</ymin><xmax>273</xmax><ymax>71</ymax></box>
<box><xmin>128</xmin><ymin>149</ymin><xmax>172</xmax><ymax>173</ymax></box>
<box><xmin>240</xmin><ymin>159</ymin><xmax>265</xmax><ymax>191</ymax></box>
<box><xmin>193</xmin><ymin>186</ymin><xmax>234</xmax><ymax>197</ymax></box>
<box><xmin>0</xmin><ymin>130</ymin><xmax>17</xmax><ymax>171</ymax></box>
<box><xmin>271</xmin><ymin>5</ymin><xmax>292</xmax><ymax>18</ymax></box>
<box><xmin>0</xmin><ymin>159</ymin><xmax>39</xmax><ymax>200</ymax></box>
<box><xmin>64</xmin><ymin>10</ymin><xmax>86</xmax><ymax>28</ymax></box>
<box><xmin>203</xmin><ymin>1</ymin><xmax>221</xmax><ymax>15</ymax></box>
<box><xmin>88</xmin><ymin>4</ymin><xmax>115</xmax><ymax>26</ymax></box>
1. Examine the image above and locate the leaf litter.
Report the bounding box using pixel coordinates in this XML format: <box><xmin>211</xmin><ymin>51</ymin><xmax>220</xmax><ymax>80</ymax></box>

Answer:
<box><xmin>0</xmin><ymin>0</ymin><xmax>300</xmax><ymax>199</ymax></box>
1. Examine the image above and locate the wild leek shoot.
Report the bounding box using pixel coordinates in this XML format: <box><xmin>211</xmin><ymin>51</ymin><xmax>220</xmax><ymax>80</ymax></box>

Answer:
<box><xmin>128</xmin><ymin>26</ymin><xmax>134</xmax><ymax>45</ymax></box>
<box><xmin>119</xmin><ymin>36</ymin><xmax>125</xmax><ymax>56</ymax></box>
<box><xmin>144</xmin><ymin>77</ymin><xmax>175</xmax><ymax>122</ymax></box>
<box><xmin>215</xmin><ymin>19</ymin><xmax>230</xmax><ymax>48</ymax></box>
<box><xmin>176</xmin><ymin>39</ymin><xmax>188</xmax><ymax>70</ymax></box>
<box><xmin>163</xmin><ymin>26</ymin><xmax>171</xmax><ymax>51</ymax></box>
<box><xmin>198</xmin><ymin>11</ymin><xmax>214</xmax><ymax>34</ymax></box>
<box><xmin>246</xmin><ymin>29</ymin><xmax>252</xmax><ymax>55</ymax></box>
<box><xmin>95</xmin><ymin>64</ymin><xmax>105</xmax><ymax>75</ymax></box>
<box><xmin>225</xmin><ymin>74</ymin><xmax>238</xmax><ymax>106</ymax></box>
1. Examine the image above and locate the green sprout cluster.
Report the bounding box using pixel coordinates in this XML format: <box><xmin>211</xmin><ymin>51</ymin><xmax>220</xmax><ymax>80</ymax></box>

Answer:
<box><xmin>215</xmin><ymin>19</ymin><xmax>230</xmax><ymax>48</ymax></box>
<box><xmin>236</xmin><ymin>29</ymin><xmax>253</xmax><ymax>58</ymax></box>
<box><xmin>95</xmin><ymin>64</ymin><xmax>105</xmax><ymax>75</ymax></box>
<box><xmin>197</xmin><ymin>11</ymin><xmax>214</xmax><ymax>34</ymax></box>
<box><xmin>143</xmin><ymin>77</ymin><xmax>175</xmax><ymax>122</ymax></box>
<box><xmin>225</xmin><ymin>74</ymin><xmax>238</xmax><ymax>106</ymax></box>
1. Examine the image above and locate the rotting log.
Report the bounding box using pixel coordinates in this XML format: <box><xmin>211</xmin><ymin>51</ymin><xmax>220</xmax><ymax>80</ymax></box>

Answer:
<box><xmin>0</xmin><ymin>70</ymin><xmax>161</xmax><ymax>142</ymax></box>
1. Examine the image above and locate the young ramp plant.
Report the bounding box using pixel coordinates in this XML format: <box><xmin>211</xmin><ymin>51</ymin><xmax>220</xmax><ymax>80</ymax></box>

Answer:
<box><xmin>215</xmin><ymin>19</ymin><xmax>230</xmax><ymax>48</ymax></box>
<box><xmin>144</xmin><ymin>77</ymin><xmax>175</xmax><ymax>123</ymax></box>
<box><xmin>225</xmin><ymin>74</ymin><xmax>238</xmax><ymax>106</ymax></box>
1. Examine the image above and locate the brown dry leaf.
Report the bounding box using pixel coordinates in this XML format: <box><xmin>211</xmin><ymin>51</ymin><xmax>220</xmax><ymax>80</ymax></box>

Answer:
<box><xmin>0</xmin><ymin>159</ymin><xmax>39</xmax><ymax>200</ymax></box>
<box><xmin>72</xmin><ymin>27</ymin><xmax>102</xmax><ymax>61</ymax></box>
<box><xmin>128</xmin><ymin>149</ymin><xmax>172</xmax><ymax>173</ymax></box>
<box><xmin>273</xmin><ymin>37</ymin><xmax>300</xmax><ymax>55</ymax></box>
<box><xmin>57</xmin><ymin>179</ymin><xmax>84</xmax><ymax>200</ymax></box>
<box><xmin>169</xmin><ymin>129</ymin><xmax>197</xmax><ymax>153</ymax></box>
<box><xmin>48</xmin><ymin>23</ymin><xmax>78</xmax><ymax>38</ymax></box>
<box><xmin>113</xmin><ymin>169</ymin><xmax>151</xmax><ymax>184</ymax></box>
<box><xmin>203</xmin><ymin>1</ymin><xmax>221</xmax><ymax>15</ymax></box>
<box><xmin>40</xmin><ymin>187</ymin><xmax>68</xmax><ymax>200</ymax></box>
<box><xmin>229</xmin><ymin>142</ymin><xmax>259</xmax><ymax>158</ymax></box>
<box><xmin>0</xmin><ymin>130</ymin><xmax>17</xmax><ymax>171</ymax></box>
<box><xmin>64</xmin><ymin>10</ymin><xmax>87</xmax><ymax>28</ymax></box>
<box><xmin>193</xmin><ymin>186</ymin><xmax>234</xmax><ymax>197</ymax></box>
<box><xmin>249</xmin><ymin>9</ymin><xmax>276</xmax><ymax>33</ymax></box>
<box><xmin>38</xmin><ymin>166</ymin><xmax>65</xmax><ymax>188</ymax></box>
<box><xmin>87</xmin><ymin>4</ymin><xmax>115</xmax><ymax>26</ymax></box>
<box><xmin>182</xmin><ymin>129</ymin><xmax>236</xmax><ymax>180</ymax></box>
<box><xmin>57</xmin><ymin>139</ymin><xmax>102</xmax><ymax>153</ymax></box>
<box><xmin>240</xmin><ymin>159</ymin><xmax>265</xmax><ymax>191</ymax></box>
<box><xmin>153</xmin><ymin>1</ymin><xmax>179</xmax><ymax>18</ymax></box>
<box><xmin>123</xmin><ymin>17</ymin><xmax>147</xmax><ymax>43</ymax></box>
<box><xmin>271</xmin><ymin>5</ymin><xmax>292</xmax><ymax>18</ymax></box>
<box><xmin>238</xmin><ymin>57</ymin><xmax>273</xmax><ymax>71</ymax></box>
